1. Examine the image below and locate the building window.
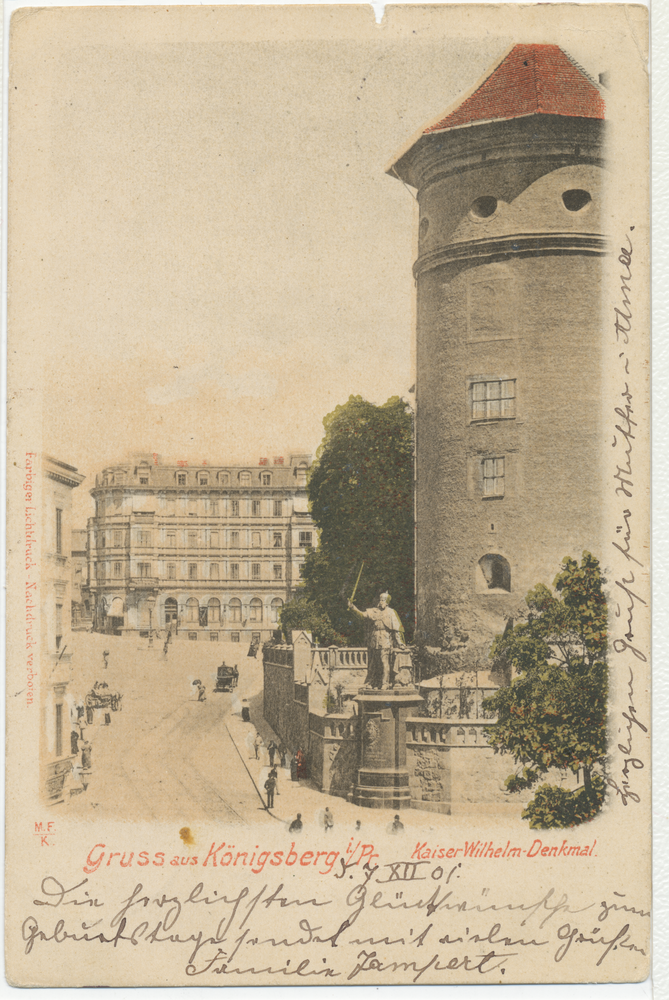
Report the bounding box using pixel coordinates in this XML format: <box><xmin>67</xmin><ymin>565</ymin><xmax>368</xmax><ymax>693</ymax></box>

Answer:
<box><xmin>188</xmin><ymin>632</ymin><xmax>198</xmax><ymax>641</ymax></box>
<box><xmin>209</xmin><ymin>598</ymin><xmax>221</xmax><ymax>623</ymax></box>
<box><xmin>262</xmin><ymin>473</ymin><xmax>272</xmax><ymax>486</ymax></box>
<box><xmin>218</xmin><ymin>472</ymin><xmax>229</xmax><ymax>486</ymax></box>
<box><xmin>198</xmin><ymin>473</ymin><xmax>209</xmax><ymax>485</ymax></box>
<box><xmin>252</xmin><ymin>499</ymin><xmax>261</xmax><ymax>516</ymax></box>
<box><xmin>273</xmin><ymin>500</ymin><xmax>282</xmax><ymax>517</ymax></box>
<box><xmin>482</xmin><ymin>457</ymin><xmax>505</xmax><ymax>497</ymax></box>
<box><xmin>210</xmin><ymin>563</ymin><xmax>220</xmax><ymax>580</ymax></box>
<box><xmin>55</xmin><ymin>703</ymin><xmax>63</xmax><ymax>758</ymax></box>
<box><xmin>113</xmin><ymin>562</ymin><xmax>122</xmax><ymax>578</ymax></box>
<box><xmin>252</xmin><ymin>531</ymin><xmax>261</xmax><ymax>548</ymax></box>
<box><xmin>273</xmin><ymin>564</ymin><xmax>283</xmax><ymax>580</ymax></box>
<box><xmin>167</xmin><ymin>563</ymin><xmax>176</xmax><ymax>580</ymax></box>
<box><xmin>177</xmin><ymin>473</ymin><xmax>187</xmax><ymax>486</ymax></box>
<box><xmin>114</xmin><ymin>529</ymin><xmax>123</xmax><ymax>547</ymax></box>
<box><xmin>188</xmin><ymin>500</ymin><xmax>197</xmax><ymax>516</ymax></box>
<box><xmin>139</xmin><ymin>530</ymin><xmax>152</xmax><ymax>547</ymax></box>
<box><xmin>210</xmin><ymin>632</ymin><xmax>219</xmax><ymax>641</ymax></box>
<box><xmin>273</xmin><ymin>532</ymin><xmax>282</xmax><ymax>548</ymax></box>
<box><xmin>470</xmin><ymin>379</ymin><xmax>516</xmax><ymax>421</ymax></box>
<box><xmin>56</xmin><ymin>508</ymin><xmax>63</xmax><ymax>555</ymax></box>
<box><xmin>251</xmin><ymin>563</ymin><xmax>261</xmax><ymax>581</ymax></box>
<box><xmin>138</xmin><ymin>562</ymin><xmax>151</xmax><ymax>578</ymax></box>
<box><xmin>188</xmin><ymin>530</ymin><xmax>198</xmax><ymax>548</ymax></box>
<box><xmin>100</xmin><ymin>533</ymin><xmax>106</xmax><ymax>548</ymax></box>
<box><xmin>298</xmin><ymin>564</ymin><xmax>306</xmax><ymax>578</ymax></box>
<box><xmin>210</xmin><ymin>531</ymin><xmax>219</xmax><ymax>548</ymax></box>
<box><xmin>188</xmin><ymin>563</ymin><xmax>198</xmax><ymax>580</ymax></box>
<box><xmin>230</xmin><ymin>531</ymin><xmax>239</xmax><ymax>548</ymax></box>
<box><xmin>167</xmin><ymin>498</ymin><xmax>176</xmax><ymax>516</ymax></box>
<box><xmin>231</xmin><ymin>500</ymin><xmax>240</xmax><ymax>517</ymax></box>
<box><xmin>250</xmin><ymin>597</ymin><xmax>263</xmax><ymax>622</ymax></box>
<box><xmin>231</xmin><ymin>632</ymin><xmax>240</xmax><ymax>642</ymax></box>
<box><xmin>230</xmin><ymin>563</ymin><xmax>240</xmax><ymax>580</ymax></box>
<box><xmin>55</xmin><ymin>603</ymin><xmax>63</xmax><ymax>650</ymax></box>
<box><xmin>139</xmin><ymin>476</ymin><xmax>149</xmax><ymax>485</ymax></box>
<box><xmin>299</xmin><ymin>531</ymin><xmax>313</xmax><ymax>547</ymax></box>
<box><xmin>187</xmin><ymin>597</ymin><xmax>199</xmax><ymax>622</ymax></box>
<box><xmin>167</xmin><ymin>532</ymin><xmax>176</xmax><ymax>547</ymax></box>
<box><xmin>478</xmin><ymin>554</ymin><xmax>511</xmax><ymax>592</ymax></box>
<box><xmin>211</xmin><ymin>501</ymin><xmax>219</xmax><ymax>516</ymax></box>
<box><xmin>240</xmin><ymin>472</ymin><xmax>251</xmax><ymax>485</ymax></box>
<box><xmin>271</xmin><ymin>597</ymin><xmax>283</xmax><ymax>623</ymax></box>
<box><xmin>229</xmin><ymin>598</ymin><xmax>242</xmax><ymax>622</ymax></box>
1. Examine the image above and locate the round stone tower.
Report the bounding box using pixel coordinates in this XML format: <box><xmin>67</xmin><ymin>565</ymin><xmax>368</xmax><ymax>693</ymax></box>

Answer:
<box><xmin>389</xmin><ymin>44</ymin><xmax>608</xmax><ymax>658</ymax></box>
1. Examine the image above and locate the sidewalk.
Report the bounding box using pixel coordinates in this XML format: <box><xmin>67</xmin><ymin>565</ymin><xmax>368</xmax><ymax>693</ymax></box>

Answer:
<box><xmin>225</xmin><ymin>694</ymin><xmax>428</xmax><ymax>838</ymax></box>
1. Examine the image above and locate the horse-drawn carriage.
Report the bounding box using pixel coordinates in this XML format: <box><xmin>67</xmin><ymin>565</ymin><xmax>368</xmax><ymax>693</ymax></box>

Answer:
<box><xmin>85</xmin><ymin>684</ymin><xmax>122</xmax><ymax>723</ymax></box>
<box><xmin>214</xmin><ymin>663</ymin><xmax>239</xmax><ymax>693</ymax></box>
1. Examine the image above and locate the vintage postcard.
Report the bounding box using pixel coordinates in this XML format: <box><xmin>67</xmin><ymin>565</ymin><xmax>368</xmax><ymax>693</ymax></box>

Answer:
<box><xmin>5</xmin><ymin>3</ymin><xmax>650</xmax><ymax>987</ymax></box>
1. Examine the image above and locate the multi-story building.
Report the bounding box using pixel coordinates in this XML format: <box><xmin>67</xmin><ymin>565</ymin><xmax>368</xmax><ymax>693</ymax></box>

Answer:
<box><xmin>84</xmin><ymin>454</ymin><xmax>315</xmax><ymax>642</ymax></box>
<box><xmin>71</xmin><ymin>528</ymin><xmax>91</xmax><ymax>629</ymax></box>
<box><xmin>389</xmin><ymin>44</ymin><xmax>607</xmax><ymax>658</ymax></box>
<box><xmin>41</xmin><ymin>456</ymin><xmax>86</xmax><ymax>802</ymax></box>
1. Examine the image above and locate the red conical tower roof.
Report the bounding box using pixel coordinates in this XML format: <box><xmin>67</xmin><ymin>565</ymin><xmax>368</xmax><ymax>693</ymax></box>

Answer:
<box><xmin>423</xmin><ymin>43</ymin><xmax>605</xmax><ymax>135</ymax></box>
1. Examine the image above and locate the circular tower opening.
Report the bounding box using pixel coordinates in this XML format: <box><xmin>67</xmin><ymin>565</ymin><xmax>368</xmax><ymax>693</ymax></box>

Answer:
<box><xmin>470</xmin><ymin>195</ymin><xmax>498</xmax><ymax>219</ymax></box>
<box><xmin>562</xmin><ymin>189</ymin><xmax>592</xmax><ymax>212</ymax></box>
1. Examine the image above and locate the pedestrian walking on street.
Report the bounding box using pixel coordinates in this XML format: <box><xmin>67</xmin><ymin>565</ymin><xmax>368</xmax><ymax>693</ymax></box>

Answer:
<box><xmin>390</xmin><ymin>814</ymin><xmax>404</xmax><ymax>834</ymax></box>
<box><xmin>290</xmin><ymin>752</ymin><xmax>298</xmax><ymax>782</ymax></box>
<box><xmin>295</xmin><ymin>747</ymin><xmax>307</xmax><ymax>780</ymax></box>
<box><xmin>103</xmin><ymin>649</ymin><xmax>109</xmax><ymax>669</ymax></box>
<box><xmin>279</xmin><ymin>746</ymin><xmax>287</xmax><ymax>768</ymax></box>
<box><xmin>268</xmin><ymin>765</ymin><xmax>280</xmax><ymax>795</ymax></box>
<box><xmin>241</xmin><ymin>700</ymin><xmax>251</xmax><ymax>723</ymax></box>
<box><xmin>264</xmin><ymin>773</ymin><xmax>276</xmax><ymax>809</ymax></box>
<box><xmin>193</xmin><ymin>680</ymin><xmax>206</xmax><ymax>702</ymax></box>
<box><xmin>323</xmin><ymin>807</ymin><xmax>334</xmax><ymax>833</ymax></box>
<box><xmin>289</xmin><ymin>813</ymin><xmax>303</xmax><ymax>833</ymax></box>
<box><xmin>268</xmin><ymin>740</ymin><xmax>277</xmax><ymax>766</ymax></box>
<box><xmin>253</xmin><ymin>733</ymin><xmax>263</xmax><ymax>759</ymax></box>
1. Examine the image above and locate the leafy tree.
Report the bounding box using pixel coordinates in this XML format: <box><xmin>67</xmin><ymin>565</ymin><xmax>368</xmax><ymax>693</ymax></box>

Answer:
<box><xmin>278</xmin><ymin>598</ymin><xmax>343</xmax><ymax>646</ymax></box>
<box><xmin>482</xmin><ymin>552</ymin><xmax>608</xmax><ymax>828</ymax></box>
<box><xmin>300</xmin><ymin>395</ymin><xmax>414</xmax><ymax>644</ymax></box>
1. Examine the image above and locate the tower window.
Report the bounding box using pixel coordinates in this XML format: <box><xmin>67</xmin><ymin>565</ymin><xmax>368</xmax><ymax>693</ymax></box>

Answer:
<box><xmin>482</xmin><ymin>458</ymin><xmax>505</xmax><ymax>497</ymax></box>
<box><xmin>562</xmin><ymin>189</ymin><xmax>591</xmax><ymax>212</ymax></box>
<box><xmin>470</xmin><ymin>380</ymin><xmax>516</xmax><ymax>421</ymax></box>
<box><xmin>478</xmin><ymin>554</ymin><xmax>511</xmax><ymax>592</ymax></box>
<box><xmin>470</xmin><ymin>196</ymin><xmax>498</xmax><ymax>219</ymax></box>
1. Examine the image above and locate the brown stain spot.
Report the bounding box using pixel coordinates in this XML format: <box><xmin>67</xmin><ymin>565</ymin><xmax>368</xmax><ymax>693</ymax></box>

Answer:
<box><xmin>179</xmin><ymin>826</ymin><xmax>194</xmax><ymax>846</ymax></box>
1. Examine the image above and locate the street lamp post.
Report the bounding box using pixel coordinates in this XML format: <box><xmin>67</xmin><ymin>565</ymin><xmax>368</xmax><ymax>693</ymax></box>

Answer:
<box><xmin>147</xmin><ymin>595</ymin><xmax>156</xmax><ymax>648</ymax></box>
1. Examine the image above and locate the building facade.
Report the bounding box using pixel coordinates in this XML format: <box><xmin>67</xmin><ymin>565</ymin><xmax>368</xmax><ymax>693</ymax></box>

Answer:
<box><xmin>389</xmin><ymin>44</ymin><xmax>607</xmax><ymax>657</ymax></box>
<box><xmin>84</xmin><ymin>454</ymin><xmax>315</xmax><ymax>642</ymax></box>
<box><xmin>41</xmin><ymin>456</ymin><xmax>86</xmax><ymax>802</ymax></box>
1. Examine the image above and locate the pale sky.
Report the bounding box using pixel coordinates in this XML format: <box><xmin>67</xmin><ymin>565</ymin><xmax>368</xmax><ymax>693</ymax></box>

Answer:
<box><xmin>8</xmin><ymin>5</ymin><xmax>614</xmax><ymax>526</ymax></box>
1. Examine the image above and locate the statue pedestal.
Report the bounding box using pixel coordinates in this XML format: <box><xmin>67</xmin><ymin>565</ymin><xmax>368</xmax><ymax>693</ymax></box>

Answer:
<box><xmin>353</xmin><ymin>686</ymin><xmax>424</xmax><ymax>809</ymax></box>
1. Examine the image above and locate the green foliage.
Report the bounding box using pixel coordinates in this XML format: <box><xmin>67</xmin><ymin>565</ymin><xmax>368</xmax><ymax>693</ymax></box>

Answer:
<box><xmin>521</xmin><ymin>776</ymin><xmax>605</xmax><ymax>829</ymax></box>
<box><xmin>278</xmin><ymin>598</ymin><xmax>343</xmax><ymax>646</ymax></box>
<box><xmin>301</xmin><ymin>395</ymin><xmax>415</xmax><ymax>644</ymax></box>
<box><xmin>483</xmin><ymin>552</ymin><xmax>608</xmax><ymax>828</ymax></box>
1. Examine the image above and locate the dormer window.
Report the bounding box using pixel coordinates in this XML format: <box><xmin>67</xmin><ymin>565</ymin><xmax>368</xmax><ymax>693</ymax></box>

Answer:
<box><xmin>177</xmin><ymin>473</ymin><xmax>187</xmax><ymax>486</ymax></box>
<box><xmin>198</xmin><ymin>472</ymin><xmax>209</xmax><ymax>486</ymax></box>
<box><xmin>261</xmin><ymin>472</ymin><xmax>272</xmax><ymax>486</ymax></box>
<box><xmin>239</xmin><ymin>471</ymin><xmax>251</xmax><ymax>486</ymax></box>
<box><xmin>218</xmin><ymin>472</ymin><xmax>229</xmax><ymax>486</ymax></box>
